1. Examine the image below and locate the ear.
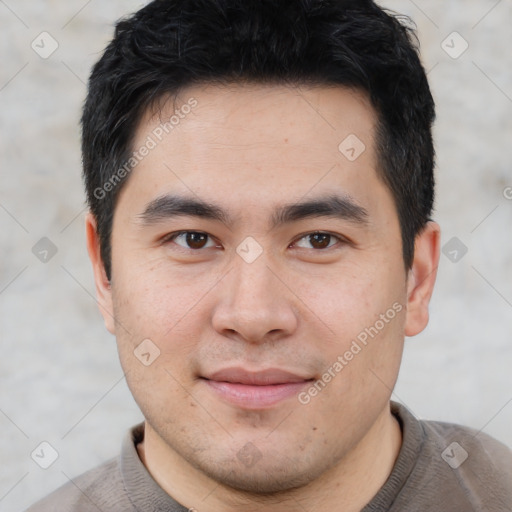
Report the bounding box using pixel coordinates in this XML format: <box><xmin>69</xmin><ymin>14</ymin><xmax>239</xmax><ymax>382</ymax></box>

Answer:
<box><xmin>404</xmin><ymin>221</ymin><xmax>440</xmax><ymax>337</ymax></box>
<box><xmin>85</xmin><ymin>212</ymin><xmax>116</xmax><ymax>334</ymax></box>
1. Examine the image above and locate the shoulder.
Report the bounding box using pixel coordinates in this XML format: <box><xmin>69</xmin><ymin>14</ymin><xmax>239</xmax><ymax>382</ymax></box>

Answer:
<box><xmin>385</xmin><ymin>403</ymin><xmax>512</xmax><ymax>511</ymax></box>
<box><xmin>418</xmin><ymin>417</ymin><xmax>512</xmax><ymax>509</ymax></box>
<box><xmin>25</xmin><ymin>424</ymin><xmax>147</xmax><ymax>512</ymax></box>
<box><xmin>24</xmin><ymin>457</ymin><xmax>134</xmax><ymax>512</ymax></box>
<box><xmin>423</xmin><ymin>417</ymin><xmax>512</xmax><ymax>474</ymax></box>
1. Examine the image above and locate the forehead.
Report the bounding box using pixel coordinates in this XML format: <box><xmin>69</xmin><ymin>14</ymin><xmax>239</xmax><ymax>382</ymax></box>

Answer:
<box><xmin>120</xmin><ymin>83</ymin><xmax>389</xmax><ymax>222</ymax></box>
<box><xmin>142</xmin><ymin>82</ymin><xmax>376</xmax><ymax>151</ymax></box>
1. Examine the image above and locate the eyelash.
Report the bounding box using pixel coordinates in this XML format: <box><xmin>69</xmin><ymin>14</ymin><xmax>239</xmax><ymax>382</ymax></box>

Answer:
<box><xmin>162</xmin><ymin>231</ymin><xmax>348</xmax><ymax>252</ymax></box>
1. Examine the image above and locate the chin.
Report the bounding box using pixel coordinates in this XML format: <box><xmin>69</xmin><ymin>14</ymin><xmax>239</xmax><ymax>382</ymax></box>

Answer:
<box><xmin>195</xmin><ymin>455</ymin><xmax>325</xmax><ymax>495</ymax></box>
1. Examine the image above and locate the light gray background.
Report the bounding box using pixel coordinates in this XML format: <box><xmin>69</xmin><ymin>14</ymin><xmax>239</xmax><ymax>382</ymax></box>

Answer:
<box><xmin>1</xmin><ymin>1</ymin><xmax>511</xmax><ymax>510</ymax></box>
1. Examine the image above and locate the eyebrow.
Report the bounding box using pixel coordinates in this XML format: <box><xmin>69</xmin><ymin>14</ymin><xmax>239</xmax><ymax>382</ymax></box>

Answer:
<box><xmin>137</xmin><ymin>193</ymin><xmax>369</xmax><ymax>229</ymax></box>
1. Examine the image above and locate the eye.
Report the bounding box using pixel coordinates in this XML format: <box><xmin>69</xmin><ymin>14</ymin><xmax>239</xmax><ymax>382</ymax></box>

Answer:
<box><xmin>165</xmin><ymin>231</ymin><xmax>219</xmax><ymax>250</ymax></box>
<box><xmin>293</xmin><ymin>232</ymin><xmax>343</xmax><ymax>250</ymax></box>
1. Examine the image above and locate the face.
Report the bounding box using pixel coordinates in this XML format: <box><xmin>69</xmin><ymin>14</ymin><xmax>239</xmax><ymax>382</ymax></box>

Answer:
<box><xmin>87</xmin><ymin>83</ymin><xmax>438</xmax><ymax>493</ymax></box>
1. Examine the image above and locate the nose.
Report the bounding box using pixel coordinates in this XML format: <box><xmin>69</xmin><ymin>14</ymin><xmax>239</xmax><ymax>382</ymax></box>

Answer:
<box><xmin>211</xmin><ymin>256</ymin><xmax>299</xmax><ymax>345</ymax></box>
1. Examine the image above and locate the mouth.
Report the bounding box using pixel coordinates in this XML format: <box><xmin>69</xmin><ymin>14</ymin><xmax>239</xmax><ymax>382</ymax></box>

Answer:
<box><xmin>200</xmin><ymin>367</ymin><xmax>315</xmax><ymax>409</ymax></box>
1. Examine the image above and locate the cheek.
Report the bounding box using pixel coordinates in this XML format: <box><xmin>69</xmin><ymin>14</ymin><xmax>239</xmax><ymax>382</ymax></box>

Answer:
<box><xmin>110</xmin><ymin>267</ymin><xmax>205</xmax><ymax>415</ymax></box>
<box><xmin>299</xmin><ymin>271</ymin><xmax>406</xmax><ymax>424</ymax></box>
<box><xmin>112</xmin><ymin>253</ymin><xmax>214</xmax><ymax>330</ymax></box>
<box><xmin>109</xmin><ymin>263</ymin><xmax>201</xmax><ymax>376</ymax></box>
<box><xmin>302</xmin><ymin>260</ymin><xmax>403</xmax><ymax>336</ymax></box>
<box><xmin>298</xmin><ymin>254</ymin><xmax>407</xmax><ymax>391</ymax></box>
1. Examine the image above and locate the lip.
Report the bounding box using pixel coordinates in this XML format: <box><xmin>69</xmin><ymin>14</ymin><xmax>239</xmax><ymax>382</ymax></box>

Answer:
<box><xmin>201</xmin><ymin>367</ymin><xmax>314</xmax><ymax>409</ymax></box>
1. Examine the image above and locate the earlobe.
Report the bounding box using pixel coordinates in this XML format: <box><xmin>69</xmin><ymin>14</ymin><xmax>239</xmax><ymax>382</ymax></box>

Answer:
<box><xmin>404</xmin><ymin>221</ymin><xmax>440</xmax><ymax>337</ymax></box>
<box><xmin>85</xmin><ymin>212</ymin><xmax>116</xmax><ymax>334</ymax></box>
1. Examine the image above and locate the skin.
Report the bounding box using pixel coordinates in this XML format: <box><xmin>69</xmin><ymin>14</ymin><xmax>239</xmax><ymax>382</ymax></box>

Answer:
<box><xmin>86</xmin><ymin>83</ymin><xmax>440</xmax><ymax>512</ymax></box>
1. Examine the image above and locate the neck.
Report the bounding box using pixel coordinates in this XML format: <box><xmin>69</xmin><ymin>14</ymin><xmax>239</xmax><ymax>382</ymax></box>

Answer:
<box><xmin>137</xmin><ymin>404</ymin><xmax>402</xmax><ymax>512</ymax></box>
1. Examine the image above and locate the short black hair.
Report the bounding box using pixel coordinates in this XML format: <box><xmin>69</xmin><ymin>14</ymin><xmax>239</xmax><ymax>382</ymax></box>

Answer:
<box><xmin>82</xmin><ymin>0</ymin><xmax>435</xmax><ymax>280</ymax></box>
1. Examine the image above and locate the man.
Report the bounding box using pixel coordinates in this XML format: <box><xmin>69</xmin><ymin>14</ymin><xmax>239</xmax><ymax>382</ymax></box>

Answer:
<box><xmin>26</xmin><ymin>0</ymin><xmax>512</xmax><ymax>510</ymax></box>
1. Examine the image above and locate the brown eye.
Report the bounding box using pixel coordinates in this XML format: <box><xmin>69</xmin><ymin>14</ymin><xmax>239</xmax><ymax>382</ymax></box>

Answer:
<box><xmin>309</xmin><ymin>233</ymin><xmax>332</xmax><ymax>249</ymax></box>
<box><xmin>295</xmin><ymin>232</ymin><xmax>339</xmax><ymax>250</ymax></box>
<box><xmin>168</xmin><ymin>231</ymin><xmax>216</xmax><ymax>250</ymax></box>
<box><xmin>185</xmin><ymin>232</ymin><xmax>208</xmax><ymax>249</ymax></box>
